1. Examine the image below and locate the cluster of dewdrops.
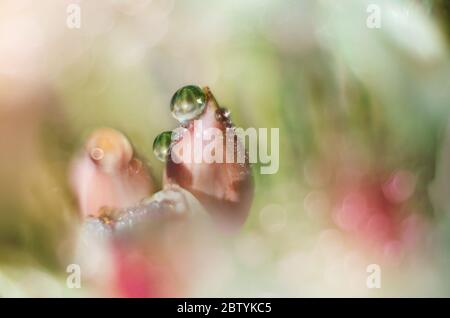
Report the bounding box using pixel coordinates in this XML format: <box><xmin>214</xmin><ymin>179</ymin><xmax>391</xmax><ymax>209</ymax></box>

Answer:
<box><xmin>153</xmin><ymin>85</ymin><xmax>232</xmax><ymax>162</ymax></box>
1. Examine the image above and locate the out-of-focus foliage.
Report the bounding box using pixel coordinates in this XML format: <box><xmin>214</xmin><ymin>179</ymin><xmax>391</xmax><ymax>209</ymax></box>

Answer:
<box><xmin>1</xmin><ymin>0</ymin><xmax>450</xmax><ymax>296</ymax></box>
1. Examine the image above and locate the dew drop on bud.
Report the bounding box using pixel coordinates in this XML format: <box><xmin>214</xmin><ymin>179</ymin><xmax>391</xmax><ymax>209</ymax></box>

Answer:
<box><xmin>215</xmin><ymin>109</ymin><xmax>223</xmax><ymax>121</ymax></box>
<box><xmin>170</xmin><ymin>85</ymin><xmax>206</xmax><ymax>122</ymax></box>
<box><xmin>153</xmin><ymin>131</ymin><xmax>172</xmax><ymax>162</ymax></box>
<box><xmin>222</xmin><ymin>107</ymin><xmax>230</xmax><ymax>118</ymax></box>
<box><xmin>90</xmin><ymin>147</ymin><xmax>104</xmax><ymax>161</ymax></box>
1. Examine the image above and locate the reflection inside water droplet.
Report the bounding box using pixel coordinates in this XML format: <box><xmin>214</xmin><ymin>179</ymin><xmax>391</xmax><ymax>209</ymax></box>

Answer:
<box><xmin>170</xmin><ymin>85</ymin><xmax>206</xmax><ymax>122</ymax></box>
<box><xmin>153</xmin><ymin>131</ymin><xmax>172</xmax><ymax>162</ymax></box>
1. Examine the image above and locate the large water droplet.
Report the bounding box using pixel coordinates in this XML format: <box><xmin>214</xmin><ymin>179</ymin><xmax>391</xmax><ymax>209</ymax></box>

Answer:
<box><xmin>153</xmin><ymin>131</ymin><xmax>172</xmax><ymax>162</ymax></box>
<box><xmin>170</xmin><ymin>85</ymin><xmax>206</xmax><ymax>122</ymax></box>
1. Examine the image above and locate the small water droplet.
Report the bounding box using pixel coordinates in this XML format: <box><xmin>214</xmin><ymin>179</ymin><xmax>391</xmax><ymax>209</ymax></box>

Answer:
<box><xmin>215</xmin><ymin>109</ymin><xmax>224</xmax><ymax>121</ymax></box>
<box><xmin>90</xmin><ymin>147</ymin><xmax>104</xmax><ymax>161</ymax></box>
<box><xmin>170</xmin><ymin>85</ymin><xmax>206</xmax><ymax>122</ymax></box>
<box><xmin>128</xmin><ymin>158</ymin><xmax>143</xmax><ymax>174</ymax></box>
<box><xmin>153</xmin><ymin>131</ymin><xmax>172</xmax><ymax>162</ymax></box>
<box><xmin>222</xmin><ymin>107</ymin><xmax>230</xmax><ymax>118</ymax></box>
<box><xmin>171</xmin><ymin>127</ymin><xmax>187</xmax><ymax>142</ymax></box>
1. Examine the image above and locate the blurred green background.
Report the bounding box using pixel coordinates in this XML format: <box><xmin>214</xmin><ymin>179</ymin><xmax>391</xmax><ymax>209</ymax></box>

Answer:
<box><xmin>1</xmin><ymin>0</ymin><xmax>450</xmax><ymax>297</ymax></box>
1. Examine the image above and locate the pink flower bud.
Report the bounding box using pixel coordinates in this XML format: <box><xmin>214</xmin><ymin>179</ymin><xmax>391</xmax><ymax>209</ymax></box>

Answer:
<box><xmin>70</xmin><ymin>128</ymin><xmax>154</xmax><ymax>217</ymax></box>
<box><xmin>164</xmin><ymin>87</ymin><xmax>254</xmax><ymax>230</ymax></box>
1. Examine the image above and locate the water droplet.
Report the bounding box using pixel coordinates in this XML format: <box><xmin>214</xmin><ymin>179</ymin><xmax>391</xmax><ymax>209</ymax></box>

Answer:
<box><xmin>171</xmin><ymin>127</ymin><xmax>187</xmax><ymax>142</ymax></box>
<box><xmin>153</xmin><ymin>131</ymin><xmax>172</xmax><ymax>162</ymax></box>
<box><xmin>128</xmin><ymin>158</ymin><xmax>143</xmax><ymax>174</ymax></box>
<box><xmin>215</xmin><ymin>109</ymin><xmax>224</xmax><ymax>121</ymax></box>
<box><xmin>222</xmin><ymin>107</ymin><xmax>230</xmax><ymax>118</ymax></box>
<box><xmin>170</xmin><ymin>85</ymin><xmax>206</xmax><ymax>122</ymax></box>
<box><xmin>215</xmin><ymin>107</ymin><xmax>233</xmax><ymax>128</ymax></box>
<box><xmin>90</xmin><ymin>147</ymin><xmax>104</xmax><ymax>161</ymax></box>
